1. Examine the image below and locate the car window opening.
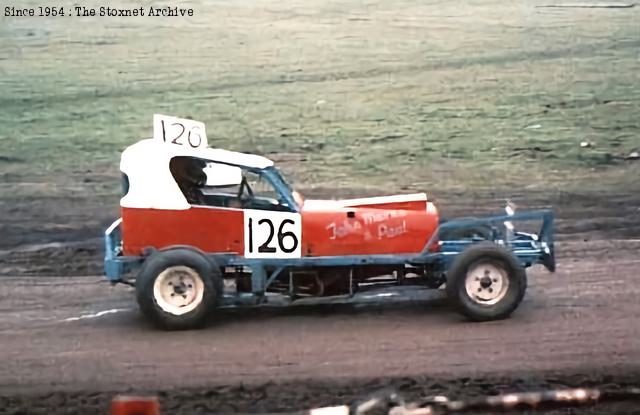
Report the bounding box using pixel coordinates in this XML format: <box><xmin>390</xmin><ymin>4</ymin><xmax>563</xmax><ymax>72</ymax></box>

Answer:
<box><xmin>169</xmin><ymin>156</ymin><xmax>292</xmax><ymax>211</ymax></box>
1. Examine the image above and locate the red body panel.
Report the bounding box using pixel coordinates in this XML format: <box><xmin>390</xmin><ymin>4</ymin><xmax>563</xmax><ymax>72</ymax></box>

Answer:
<box><xmin>122</xmin><ymin>200</ymin><xmax>439</xmax><ymax>257</ymax></box>
<box><xmin>122</xmin><ymin>206</ymin><xmax>244</xmax><ymax>256</ymax></box>
<box><xmin>301</xmin><ymin>204</ymin><xmax>438</xmax><ymax>256</ymax></box>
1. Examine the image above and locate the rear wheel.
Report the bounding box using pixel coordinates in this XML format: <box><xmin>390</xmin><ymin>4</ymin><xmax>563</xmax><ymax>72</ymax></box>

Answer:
<box><xmin>136</xmin><ymin>248</ymin><xmax>222</xmax><ymax>330</ymax></box>
<box><xmin>446</xmin><ymin>242</ymin><xmax>527</xmax><ymax>321</ymax></box>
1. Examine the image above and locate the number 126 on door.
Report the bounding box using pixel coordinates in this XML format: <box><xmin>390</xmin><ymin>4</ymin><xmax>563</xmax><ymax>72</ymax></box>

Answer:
<box><xmin>244</xmin><ymin>210</ymin><xmax>302</xmax><ymax>258</ymax></box>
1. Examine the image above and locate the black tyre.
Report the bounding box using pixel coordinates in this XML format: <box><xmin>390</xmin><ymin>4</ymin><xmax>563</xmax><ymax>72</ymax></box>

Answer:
<box><xmin>446</xmin><ymin>242</ymin><xmax>527</xmax><ymax>321</ymax></box>
<box><xmin>136</xmin><ymin>248</ymin><xmax>222</xmax><ymax>330</ymax></box>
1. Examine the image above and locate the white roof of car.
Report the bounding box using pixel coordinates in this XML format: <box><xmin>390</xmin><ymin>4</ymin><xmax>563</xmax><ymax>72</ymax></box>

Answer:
<box><xmin>122</xmin><ymin>138</ymin><xmax>274</xmax><ymax>169</ymax></box>
<box><xmin>119</xmin><ymin>138</ymin><xmax>274</xmax><ymax>210</ymax></box>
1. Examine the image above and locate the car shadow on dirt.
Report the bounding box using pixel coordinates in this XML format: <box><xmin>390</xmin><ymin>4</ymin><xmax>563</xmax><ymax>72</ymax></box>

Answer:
<box><xmin>214</xmin><ymin>297</ymin><xmax>451</xmax><ymax>325</ymax></box>
<box><xmin>100</xmin><ymin>295</ymin><xmax>456</xmax><ymax>332</ymax></box>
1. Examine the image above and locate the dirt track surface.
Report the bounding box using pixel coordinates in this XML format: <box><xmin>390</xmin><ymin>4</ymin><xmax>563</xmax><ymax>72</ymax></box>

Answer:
<box><xmin>2</xmin><ymin>236</ymin><xmax>640</xmax><ymax>413</ymax></box>
<box><xmin>1</xmin><ymin>191</ymin><xmax>640</xmax><ymax>414</ymax></box>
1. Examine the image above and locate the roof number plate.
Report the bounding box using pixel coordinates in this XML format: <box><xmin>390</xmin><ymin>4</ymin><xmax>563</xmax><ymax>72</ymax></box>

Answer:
<box><xmin>153</xmin><ymin>114</ymin><xmax>208</xmax><ymax>149</ymax></box>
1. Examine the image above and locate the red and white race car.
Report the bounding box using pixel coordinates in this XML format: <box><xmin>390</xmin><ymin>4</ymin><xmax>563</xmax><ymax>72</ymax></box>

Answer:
<box><xmin>105</xmin><ymin>115</ymin><xmax>555</xmax><ymax>330</ymax></box>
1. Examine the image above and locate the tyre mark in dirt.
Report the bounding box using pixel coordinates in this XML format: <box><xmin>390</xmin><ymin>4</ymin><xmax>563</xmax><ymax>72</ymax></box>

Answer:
<box><xmin>61</xmin><ymin>308</ymin><xmax>132</xmax><ymax>322</ymax></box>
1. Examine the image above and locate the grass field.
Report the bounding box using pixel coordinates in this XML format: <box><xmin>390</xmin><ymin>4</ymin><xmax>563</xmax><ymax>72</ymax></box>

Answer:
<box><xmin>0</xmin><ymin>0</ymin><xmax>639</xmax><ymax>248</ymax></box>
<box><xmin>2</xmin><ymin>0</ymin><xmax>639</xmax><ymax>185</ymax></box>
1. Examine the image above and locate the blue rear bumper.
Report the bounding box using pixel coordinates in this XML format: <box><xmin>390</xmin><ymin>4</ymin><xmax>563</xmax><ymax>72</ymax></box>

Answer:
<box><xmin>104</xmin><ymin>218</ymin><xmax>142</xmax><ymax>282</ymax></box>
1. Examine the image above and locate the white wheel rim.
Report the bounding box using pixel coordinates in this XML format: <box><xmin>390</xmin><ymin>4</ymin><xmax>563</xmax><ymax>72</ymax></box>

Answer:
<box><xmin>464</xmin><ymin>261</ymin><xmax>509</xmax><ymax>306</ymax></box>
<box><xmin>153</xmin><ymin>266</ymin><xmax>205</xmax><ymax>316</ymax></box>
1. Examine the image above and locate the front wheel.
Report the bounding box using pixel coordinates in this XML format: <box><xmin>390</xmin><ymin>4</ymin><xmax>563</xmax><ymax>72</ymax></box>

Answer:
<box><xmin>136</xmin><ymin>248</ymin><xmax>222</xmax><ymax>330</ymax></box>
<box><xmin>446</xmin><ymin>242</ymin><xmax>527</xmax><ymax>321</ymax></box>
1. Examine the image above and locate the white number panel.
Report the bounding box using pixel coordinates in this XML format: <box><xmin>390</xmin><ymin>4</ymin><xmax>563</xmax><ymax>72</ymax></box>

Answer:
<box><xmin>244</xmin><ymin>210</ymin><xmax>302</xmax><ymax>259</ymax></box>
<box><xmin>153</xmin><ymin>114</ymin><xmax>208</xmax><ymax>149</ymax></box>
